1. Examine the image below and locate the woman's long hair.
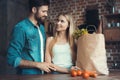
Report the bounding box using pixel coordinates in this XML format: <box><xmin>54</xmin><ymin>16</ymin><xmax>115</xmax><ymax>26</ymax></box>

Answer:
<box><xmin>49</xmin><ymin>13</ymin><xmax>76</xmax><ymax>63</ymax></box>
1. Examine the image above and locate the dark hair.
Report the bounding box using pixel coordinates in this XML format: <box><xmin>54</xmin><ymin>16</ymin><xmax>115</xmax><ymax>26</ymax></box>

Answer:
<box><xmin>29</xmin><ymin>0</ymin><xmax>50</xmax><ymax>12</ymax></box>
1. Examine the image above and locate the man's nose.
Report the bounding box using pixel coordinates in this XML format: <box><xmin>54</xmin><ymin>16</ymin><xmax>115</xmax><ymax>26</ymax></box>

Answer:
<box><xmin>45</xmin><ymin>13</ymin><xmax>48</xmax><ymax>16</ymax></box>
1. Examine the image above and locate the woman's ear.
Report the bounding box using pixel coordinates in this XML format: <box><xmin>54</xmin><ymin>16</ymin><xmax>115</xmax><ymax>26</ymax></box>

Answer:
<box><xmin>32</xmin><ymin>7</ymin><xmax>37</xmax><ymax>14</ymax></box>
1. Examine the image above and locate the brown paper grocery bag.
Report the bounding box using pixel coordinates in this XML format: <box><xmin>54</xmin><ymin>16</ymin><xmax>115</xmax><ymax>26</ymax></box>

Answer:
<box><xmin>76</xmin><ymin>33</ymin><xmax>109</xmax><ymax>75</ymax></box>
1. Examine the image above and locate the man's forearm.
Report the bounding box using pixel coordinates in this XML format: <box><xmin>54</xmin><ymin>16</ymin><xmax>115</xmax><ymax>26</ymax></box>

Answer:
<box><xmin>18</xmin><ymin>59</ymin><xmax>38</xmax><ymax>68</ymax></box>
<box><xmin>18</xmin><ymin>59</ymin><xmax>57</xmax><ymax>73</ymax></box>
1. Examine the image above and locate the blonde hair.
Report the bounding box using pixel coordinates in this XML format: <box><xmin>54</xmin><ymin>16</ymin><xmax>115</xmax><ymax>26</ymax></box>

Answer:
<box><xmin>49</xmin><ymin>13</ymin><xmax>76</xmax><ymax>62</ymax></box>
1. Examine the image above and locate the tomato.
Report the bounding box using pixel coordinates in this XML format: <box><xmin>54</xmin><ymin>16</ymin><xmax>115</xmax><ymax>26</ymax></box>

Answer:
<box><xmin>77</xmin><ymin>70</ymin><xmax>82</xmax><ymax>76</ymax></box>
<box><xmin>71</xmin><ymin>70</ymin><xmax>77</xmax><ymax>77</ymax></box>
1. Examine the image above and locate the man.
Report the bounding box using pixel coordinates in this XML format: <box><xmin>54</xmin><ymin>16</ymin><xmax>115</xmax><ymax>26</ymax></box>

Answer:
<box><xmin>7</xmin><ymin>0</ymin><xmax>55</xmax><ymax>75</ymax></box>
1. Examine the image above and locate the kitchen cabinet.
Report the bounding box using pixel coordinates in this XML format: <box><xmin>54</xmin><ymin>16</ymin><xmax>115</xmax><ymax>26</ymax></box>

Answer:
<box><xmin>103</xmin><ymin>14</ymin><xmax>120</xmax><ymax>41</ymax></box>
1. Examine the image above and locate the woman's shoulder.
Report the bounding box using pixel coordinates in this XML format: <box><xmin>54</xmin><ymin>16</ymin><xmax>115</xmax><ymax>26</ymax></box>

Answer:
<box><xmin>46</xmin><ymin>36</ymin><xmax>54</xmax><ymax>43</ymax></box>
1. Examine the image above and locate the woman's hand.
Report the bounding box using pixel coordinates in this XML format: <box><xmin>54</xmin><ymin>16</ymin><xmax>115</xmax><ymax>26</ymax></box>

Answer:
<box><xmin>71</xmin><ymin>66</ymin><xmax>81</xmax><ymax>70</ymax></box>
<box><xmin>36</xmin><ymin>62</ymin><xmax>56</xmax><ymax>73</ymax></box>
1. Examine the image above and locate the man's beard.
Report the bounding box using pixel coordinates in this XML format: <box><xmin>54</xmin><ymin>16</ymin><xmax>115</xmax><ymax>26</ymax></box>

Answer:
<box><xmin>35</xmin><ymin>13</ymin><xmax>47</xmax><ymax>25</ymax></box>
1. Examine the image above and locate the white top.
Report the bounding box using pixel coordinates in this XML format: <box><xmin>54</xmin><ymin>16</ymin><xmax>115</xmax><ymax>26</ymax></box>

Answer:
<box><xmin>38</xmin><ymin>27</ymin><xmax>44</xmax><ymax>62</ymax></box>
<box><xmin>38</xmin><ymin>27</ymin><xmax>44</xmax><ymax>74</ymax></box>
<box><xmin>52</xmin><ymin>43</ymin><xmax>73</xmax><ymax>69</ymax></box>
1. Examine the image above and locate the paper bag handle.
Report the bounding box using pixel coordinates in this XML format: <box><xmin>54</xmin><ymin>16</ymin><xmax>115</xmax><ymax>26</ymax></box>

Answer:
<box><xmin>86</xmin><ymin>25</ymin><xmax>97</xmax><ymax>33</ymax></box>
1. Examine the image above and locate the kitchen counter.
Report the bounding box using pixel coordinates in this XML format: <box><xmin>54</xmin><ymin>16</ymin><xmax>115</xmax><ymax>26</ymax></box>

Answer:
<box><xmin>0</xmin><ymin>71</ymin><xmax>120</xmax><ymax>80</ymax></box>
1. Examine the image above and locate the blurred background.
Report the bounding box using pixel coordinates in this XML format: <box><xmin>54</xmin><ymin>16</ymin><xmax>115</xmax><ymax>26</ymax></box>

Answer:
<box><xmin>0</xmin><ymin>0</ymin><xmax>120</xmax><ymax>74</ymax></box>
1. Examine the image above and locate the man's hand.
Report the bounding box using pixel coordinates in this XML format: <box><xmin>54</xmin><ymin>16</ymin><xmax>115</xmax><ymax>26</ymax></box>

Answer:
<box><xmin>36</xmin><ymin>62</ymin><xmax>56</xmax><ymax>73</ymax></box>
<box><xmin>19</xmin><ymin>60</ymin><xmax>56</xmax><ymax>73</ymax></box>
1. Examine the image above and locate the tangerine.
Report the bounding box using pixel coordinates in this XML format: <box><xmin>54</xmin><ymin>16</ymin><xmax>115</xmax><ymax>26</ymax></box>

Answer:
<box><xmin>77</xmin><ymin>70</ymin><xmax>82</xmax><ymax>76</ymax></box>
<box><xmin>71</xmin><ymin>70</ymin><xmax>77</xmax><ymax>77</ymax></box>
<box><xmin>82</xmin><ymin>71</ymin><xmax>89</xmax><ymax>79</ymax></box>
<box><xmin>90</xmin><ymin>73</ymin><xmax>98</xmax><ymax>78</ymax></box>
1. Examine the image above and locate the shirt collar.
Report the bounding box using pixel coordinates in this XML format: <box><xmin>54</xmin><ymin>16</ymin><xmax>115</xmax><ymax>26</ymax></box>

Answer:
<box><xmin>26</xmin><ymin>18</ymin><xmax>41</xmax><ymax>28</ymax></box>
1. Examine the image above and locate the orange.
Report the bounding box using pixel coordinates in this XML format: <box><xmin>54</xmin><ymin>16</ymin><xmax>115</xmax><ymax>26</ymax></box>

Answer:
<box><xmin>90</xmin><ymin>73</ymin><xmax>98</xmax><ymax>78</ymax></box>
<box><xmin>71</xmin><ymin>70</ymin><xmax>77</xmax><ymax>77</ymax></box>
<box><xmin>84</xmin><ymin>70</ymin><xmax>98</xmax><ymax>78</ymax></box>
<box><xmin>82</xmin><ymin>71</ymin><xmax>90</xmax><ymax>79</ymax></box>
<box><xmin>76</xmin><ymin>70</ymin><xmax>82</xmax><ymax>76</ymax></box>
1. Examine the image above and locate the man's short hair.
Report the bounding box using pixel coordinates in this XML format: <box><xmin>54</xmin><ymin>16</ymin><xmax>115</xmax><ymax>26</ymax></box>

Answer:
<box><xmin>29</xmin><ymin>0</ymin><xmax>50</xmax><ymax>12</ymax></box>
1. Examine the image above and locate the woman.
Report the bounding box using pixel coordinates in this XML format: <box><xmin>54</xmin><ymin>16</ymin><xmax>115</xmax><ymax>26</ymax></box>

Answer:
<box><xmin>45</xmin><ymin>13</ymin><xmax>78</xmax><ymax>73</ymax></box>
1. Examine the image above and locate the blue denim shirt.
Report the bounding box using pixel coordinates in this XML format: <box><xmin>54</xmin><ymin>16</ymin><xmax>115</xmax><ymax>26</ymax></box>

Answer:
<box><xmin>7</xmin><ymin>18</ymin><xmax>46</xmax><ymax>74</ymax></box>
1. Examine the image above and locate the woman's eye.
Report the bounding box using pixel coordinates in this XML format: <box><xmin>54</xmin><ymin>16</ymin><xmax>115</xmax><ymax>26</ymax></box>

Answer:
<box><xmin>56</xmin><ymin>19</ymin><xmax>59</xmax><ymax>21</ymax></box>
<box><xmin>61</xmin><ymin>20</ymin><xmax>64</xmax><ymax>23</ymax></box>
<box><xmin>55</xmin><ymin>20</ymin><xmax>58</xmax><ymax>23</ymax></box>
<box><xmin>56</xmin><ymin>19</ymin><xmax>65</xmax><ymax>23</ymax></box>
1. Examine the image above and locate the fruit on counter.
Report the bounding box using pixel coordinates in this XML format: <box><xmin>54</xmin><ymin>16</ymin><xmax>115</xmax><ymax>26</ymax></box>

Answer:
<box><xmin>71</xmin><ymin>69</ymin><xmax>77</xmax><ymax>77</ymax></box>
<box><xmin>90</xmin><ymin>73</ymin><xmax>98</xmax><ymax>78</ymax></box>
<box><xmin>76</xmin><ymin>70</ymin><xmax>82</xmax><ymax>76</ymax></box>
<box><xmin>82</xmin><ymin>70</ymin><xmax>98</xmax><ymax>79</ymax></box>
<box><xmin>85</xmin><ymin>70</ymin><xmax>97</xmax><ymax>78</ymax></box>
<box><xmin>70</xmin><ymin>69</ymin><xmax>98</xmax><ymax>79</ymax></box>
<box><xmin>82</xmin><ymin>71</ymin><xmax>89</xmax><ymax>79</ymax></box>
